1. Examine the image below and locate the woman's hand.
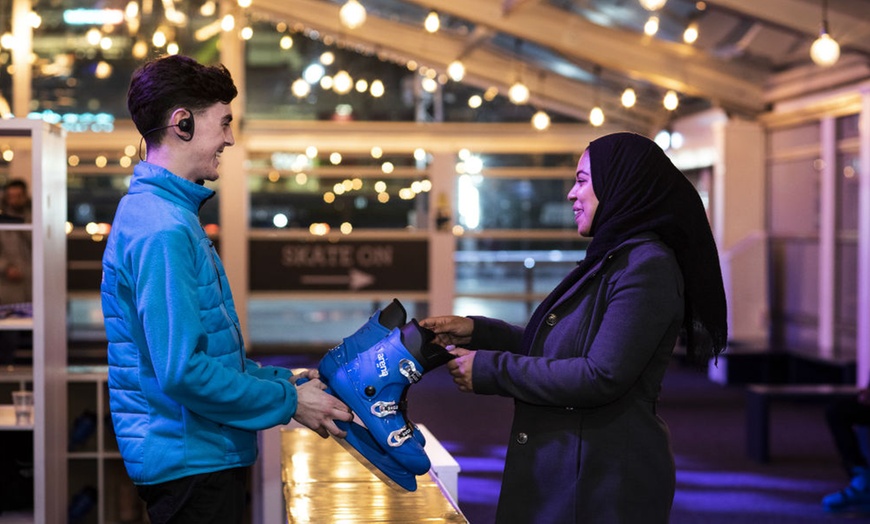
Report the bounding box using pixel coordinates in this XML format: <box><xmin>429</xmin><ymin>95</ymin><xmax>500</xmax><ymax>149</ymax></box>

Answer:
<box><xmin>418</xmin><ymin>315</ymin><xmax>473</xmax><ymax>348</ymax></box>
<box><xmin>446</xmin><ymin>347</ymin><xmax>475</xmax><ymax>393</ymax></box>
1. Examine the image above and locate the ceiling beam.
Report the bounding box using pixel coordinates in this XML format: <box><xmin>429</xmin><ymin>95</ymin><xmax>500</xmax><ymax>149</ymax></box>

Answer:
<box><xmin>399</xmin><ymin>0</ymin><xmax>769</xmax><ymax>115</ymax></box>
<box><xmin>252</xmin><ymin>0</ymin><xmax>661</xmax><ymax>130</ymax></box>
<box><xmin>501</xmin><ymin>0</ymin><xmax>542</xmax><ymax>16</ymax></box>
<box><xmin>710</xmin><ymin>0</ymin><xmax>870</xmax><ymax>56</ymax></box>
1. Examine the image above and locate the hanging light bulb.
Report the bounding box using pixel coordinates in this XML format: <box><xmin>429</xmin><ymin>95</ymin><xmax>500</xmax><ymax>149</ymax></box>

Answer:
<box><xmin>508</xmin><ymin>81</ymin><xmax>530</xmax><ymax>104</ymax></box>
<box><xmin>447</xmin><ymin>60</ymin><xmax>465</xmax><ymax>82</ymax></box>
<box><xmin>663</xmin><ymin>90</ymin><xmax>679</xmax><ymax>111</ymax></box>
<box><xmin>220</xmin><ymin>14</ymin><xmax>235</xmax><ymax>32</ymax></box>
<box><xmin>621</xmin><ymin>88</ymin><xmax>637</xmax><ymax>108</ymax></box>
<box><xmin>340</xmin><ymin>0</ymin><xmax>366</xmax><ymax>30</ymax></box>
<box><xmin>683</xmin><ymin>21</ymin><xmax>699</xmax><ymax>44</ymax></box>
<box><xmin>291</xmin><ymin>78</ymin><xmax>310</xmax><ymax>98</ymax></box>
<box><xmin>810</xmin><ymin>0</ymin><xmax>840</xmax><ymax>67</ymax></box>
<box><xmin>589</xmin><ymin>106</ymin><xmax>605</xmax><ymax>127</ymax></box>
<box><xmin>333</xmin><ymin>70</ymin><xmax>353</xmax><ymax>95</ymax></box>
<box><xmin>152</xmin><ymin>29</ymin><xmax>167</xmax><ymax>47</ymax></box>
<box><xmin>639</xmin><ymin>0</ymin><xmax>667</xmax><ymax>10</ymax></box>
<box><xmin>644</xmin><ymin>16</ymin><xmax>660</xmax><ymax>36</ymax></box>
<box><xmin>531</xmin><ymin>110</ymin><xmax>550</xmax><ymax>131</ymax></box>
<box><xmin>811</xmin><ymin>34</ymin><xmax>840</xmax><ymax>66</ymax></box>
<box><xmin>424</xmin><ymin>11</ymin><xmax>440</xmax><ymax>33</ymax></box>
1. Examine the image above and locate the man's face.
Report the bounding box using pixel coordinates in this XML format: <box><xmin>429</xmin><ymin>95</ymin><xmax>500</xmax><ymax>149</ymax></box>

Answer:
<box><xmin>185</xmin><ymin>102</ymin><xmax>235</xmax><ymax>184</ymax></box>
<box><xmin>4</xmin><ymin>186</ymin><xmax>27</xmax><ymax>215</ymax></box>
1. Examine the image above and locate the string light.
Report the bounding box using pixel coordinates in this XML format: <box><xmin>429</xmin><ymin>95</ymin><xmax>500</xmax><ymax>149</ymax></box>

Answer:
<box><xmin>663</xmin><ymin>90</ymin><xmax>679</xmax><ymax>111</ymax></box>
<box><xmin>589</xmin><ymin>106</ymin><xmax>604</xmax><ymax>127</ymax></box>
<box><xmin>291</xmin><ymin>78</ymin><xmax>310</xmax><ymax>98</ymax></box>
<box><xmin>810</xmin><ymin>0</ymin><xmax>839</xmax><ymax>67</ymax></box>
<box><xmin>333</xmin><ymin>71</ymin><xmax>353</xmax><ymax>94</ymax></box>
<box><xmin>532</xmin><ymin>110</ymin><xmax>550</xmax><ymax>131</ymax></box>
<box><xmin>424</xmin><ymin>12</ymin><xmax>440</xmax><ymax>33</ymax></box>
<box><xmin>447</xmin><ymin>60</ymin><xmax>465</xmax><ymax>82</ymax></box>
<box><xmin>643</xmin><ymin>16</ymin><xmax>659</xmax><ymax>36</ymax></box>
<box><xmin>683</xmin><ymin>21</ymin><xmax>699</xmax><ymax>44</ymax></box>
<box><xmin>508</xmin><ymin>81</ymin><xmax>530</xmax><ymax>104</ymax></box>
<box><xmin>621</xmin><ymin>88</ymin><xmax>637</xmax><ymax>108</ymax></box>
<box><xmin>339</xmin><ymin>0</ymin><xmax>366</xmax><ymax>30</ymax></box>
<box><xmin>639</xmin><ymin>0</ymin><xmax>667</xmax><ymax>10</ymax></box>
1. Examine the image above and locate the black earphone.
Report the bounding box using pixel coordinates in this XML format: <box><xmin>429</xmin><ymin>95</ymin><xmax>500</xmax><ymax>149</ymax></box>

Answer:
<box><xmin>177</xmin><ymin>114</ymin><xmax>195</xmax><ymax>140</ymax></box>
<box><xmin>137</xmin><ymin>109</ymin><xmax>196</xmax><ymax>160</ymax></box>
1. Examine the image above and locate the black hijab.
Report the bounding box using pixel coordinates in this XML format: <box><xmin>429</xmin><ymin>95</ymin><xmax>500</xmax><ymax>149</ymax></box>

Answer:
<box><xmin>582</xmin><ymin>132</ymin><xmax>728</xmax><ymax>361</ymax></box>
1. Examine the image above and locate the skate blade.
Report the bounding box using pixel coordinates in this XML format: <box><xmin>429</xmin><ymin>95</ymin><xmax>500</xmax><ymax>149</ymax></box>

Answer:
<box><xmin>332</xmin><ymin>419</ymin><xmax>419</xmax><ymax>492</ymax></box>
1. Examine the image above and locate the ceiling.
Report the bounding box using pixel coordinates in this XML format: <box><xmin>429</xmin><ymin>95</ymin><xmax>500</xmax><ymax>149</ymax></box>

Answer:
<box><xmin>249</xmin><ymin>0</ymin><xmax>870</xmax><ymax>133</ymax></box>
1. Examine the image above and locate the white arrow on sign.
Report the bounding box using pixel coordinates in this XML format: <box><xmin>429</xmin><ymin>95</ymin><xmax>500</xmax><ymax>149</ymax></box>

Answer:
<box><xmin>300</xmin><ymin>268</ymin><xmax>375</xmax><ymax>290</ymax></box>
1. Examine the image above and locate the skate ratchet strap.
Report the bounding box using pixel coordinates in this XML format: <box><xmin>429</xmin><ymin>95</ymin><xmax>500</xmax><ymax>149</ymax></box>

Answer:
<box><xmin>370</xmin><ymin>400</ymin><xmax>398</xmax><ymax>417</ymax></box>
<box><xmin>398</xmin><ymin>359</ymin><xmax>422</xmax><ymax>383</ymax></box>
<box><xmin>387</xmin><ymin>425</ymin><xmax>414</xmax><ymax>447</ymax></box>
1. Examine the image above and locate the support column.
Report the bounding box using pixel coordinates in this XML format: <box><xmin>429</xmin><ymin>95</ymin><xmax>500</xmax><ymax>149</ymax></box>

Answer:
<box><xmin>857</xmin><ymin>89</ymin><xmax>870</xmax><ymax>387</ymax></box>
<box><xmin>10</xmin><ymin>0</ymin><xmax>33</xmax><ymax>183</ymax></box>
<box><xmin>219</xmin><ymin>0</ymin><xmax>250</xmax><ymax>342</ymax></box>
<box><xmin>818</xmin><ymin>117</ymin><xmax>837</xmax><ymax>358</ymax></box>
<box><xmin>712</xmin><ymin>119</ymin><xmax>769</xmax><ymax>344</ymax></box>
<box><xmin>428</xmin><ymin>152</ymin><xmax>455</xmax><ymax>316</ymax></box>
<box><xmin>11</xmin><ymin>0</ymin><xmax>32</xmax><ymax>118</ymax></box>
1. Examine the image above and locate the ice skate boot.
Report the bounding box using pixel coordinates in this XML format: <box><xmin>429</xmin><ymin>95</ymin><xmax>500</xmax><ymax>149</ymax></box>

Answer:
<box><xmin>319</xmin><ymin>319</ymin><xmax>454</xmax><ymax>480</ymax></box>
<box><xmin>312</xmin><ymin>299</ymin><xmax>423</xmax><ymax>490</ymax></box>
<box><xmin>319</xmin><ymin>299</ymin><xmax>426</xmax><ymax>443</ymax></box>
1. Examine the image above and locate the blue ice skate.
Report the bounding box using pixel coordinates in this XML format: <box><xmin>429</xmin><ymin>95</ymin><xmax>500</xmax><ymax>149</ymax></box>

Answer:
<box><xmin>319</xmin><ymin>319</ymin><xmax>454</xmax><ymax>486</ymax></box>
<box><xmin>318</xmin><ymin>299</ymin><xmax>422</xmax><ymax>491</ymax></box>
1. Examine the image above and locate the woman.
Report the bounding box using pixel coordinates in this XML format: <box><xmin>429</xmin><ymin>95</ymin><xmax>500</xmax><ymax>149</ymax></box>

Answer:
<box><xmin>420</xmin><ymin>132</ymin><xmax>727</xmax><ymax>523</ymax></box>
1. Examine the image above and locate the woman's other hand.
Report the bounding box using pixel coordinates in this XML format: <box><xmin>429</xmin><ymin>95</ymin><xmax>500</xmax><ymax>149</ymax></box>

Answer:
<box><xmin>446</xmin><ymin>347</ymin><xmax>475</xmax><ymax>393</ymax></box>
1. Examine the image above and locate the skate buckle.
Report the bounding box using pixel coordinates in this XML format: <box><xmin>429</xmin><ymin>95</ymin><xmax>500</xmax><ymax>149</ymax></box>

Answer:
<box><xmin>387</xmin><ymin>426</ymin><xmax>414</xmax><ymax>447</ymax></box>
<box><xmin>398</xmin><ymin>359</ymin><xmax>422</xmax><ymax>383</ymax></box>
<box><xmin>370</xmin><ymin>400</ymin><xmax>398</xmax><ymax>417</ymax></box>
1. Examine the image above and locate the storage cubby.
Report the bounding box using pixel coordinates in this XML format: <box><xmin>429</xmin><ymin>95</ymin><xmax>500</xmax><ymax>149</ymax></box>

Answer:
<box><xmin>0</xmin><ymin>119</ymin><xmax>68</xmax><ymax>523</ymax></box>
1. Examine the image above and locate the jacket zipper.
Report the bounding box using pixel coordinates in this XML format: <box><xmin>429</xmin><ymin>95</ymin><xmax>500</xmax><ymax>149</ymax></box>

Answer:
<box><xmin>206</xmin><ymin>238</ymin><xmax>245</xmax><ymax>370</ymax></box>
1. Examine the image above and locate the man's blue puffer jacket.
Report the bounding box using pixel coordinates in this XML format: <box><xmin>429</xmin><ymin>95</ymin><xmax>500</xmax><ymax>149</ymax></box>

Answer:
<box><xmin>101</xmin><ymin>162</ymin><xmax>297</xmax><ymax>485</ymax></box>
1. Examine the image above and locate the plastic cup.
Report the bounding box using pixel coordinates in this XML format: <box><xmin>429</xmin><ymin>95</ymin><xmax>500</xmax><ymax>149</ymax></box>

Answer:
<box><xmin>12</xmin><ymin>390</ymin><xmax>33</xmax><ymax>426</ymax></box>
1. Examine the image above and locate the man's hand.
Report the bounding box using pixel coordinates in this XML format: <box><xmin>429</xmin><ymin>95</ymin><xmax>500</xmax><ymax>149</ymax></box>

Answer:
<box><xmin>293</xmin><ymin>378</ymin><xmax>353</xmax><ymax>438</ymax></box>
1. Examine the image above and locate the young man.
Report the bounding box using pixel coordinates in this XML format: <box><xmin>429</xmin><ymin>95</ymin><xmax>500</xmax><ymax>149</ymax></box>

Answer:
<box><xmin>101</xmin><ymin>55</ymin><xmax>352</xmax><ymax>523</ymax></box>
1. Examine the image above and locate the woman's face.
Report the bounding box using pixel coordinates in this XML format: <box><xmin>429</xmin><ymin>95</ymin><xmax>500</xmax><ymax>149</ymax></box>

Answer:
<box><xmin>567</xmin><ymin>150</ymin><xmax>599</xmax><ymax>237</ymax></box>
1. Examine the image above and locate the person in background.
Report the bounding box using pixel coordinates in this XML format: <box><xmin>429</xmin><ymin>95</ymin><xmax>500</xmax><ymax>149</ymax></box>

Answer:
<box><xmin>821</xmin><ymin>389</ymin><xmax>870</xmax><ymax>513</ymax></box>
<box><xmin>421</xmin><ymin>132</ymin><xmax>728</xmax><ymax>523</ymax></box>
<box><xmin>0</xmin><ymin>179</ymin><xmax>32</xmax><ymax>366</ymax></box>
<box><xmin>101</xmin><ymin>54</ymin><xmax>352</xmax><ymax>524</ymax></box>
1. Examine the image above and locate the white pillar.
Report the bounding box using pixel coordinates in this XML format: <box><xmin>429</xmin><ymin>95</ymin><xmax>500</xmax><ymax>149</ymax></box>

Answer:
<box><xmin>818</xmin><ymin>117</ymin><xmax>837</xmax><ymax>358</ymax></box>
<box><xmin>857</xmin><ymin>89</ymin><xmax>870</xmax><ymax>387</ymax></box>
<box><xmin>712</xmin><ymin>119</ymin><xmax>769</xmax><ymax>344</ymax></box>
<box><xmin>11</xmin><ymin>0</ymin><xmax>32</xmax><ymax>118</ymax></box>
<box><xmin>219</xmin><ymin>0</ymin><xmax>250</xmax><ymax>342</ymax></box>
<box><xmin>10</xmin><ymin>0</ymin><xmax>32</xmax><ymax>183</ymax></box>
<box><xmin>428</xmin><ymin>152</ymin><xmax>456</xmax><ymax>316</ymax></box>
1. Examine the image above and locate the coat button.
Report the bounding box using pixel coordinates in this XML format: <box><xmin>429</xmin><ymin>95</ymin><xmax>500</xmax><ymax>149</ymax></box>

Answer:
<box><xmin>545</xmin><ymin>313</ymin><xmax>557</xmax><ymax>326</ymax></box>
<box><xmin>516</xmin><ymin>432</ymin><xmax>528</xmax><ymax>444</ymax></box>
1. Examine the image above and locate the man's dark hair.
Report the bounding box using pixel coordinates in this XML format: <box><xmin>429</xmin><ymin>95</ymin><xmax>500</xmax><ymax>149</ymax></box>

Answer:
<box><xmin>4</xmin><ymin>179</ymin><xmax>27</xmax><ymax>194</ymax></box>
<box><xmin>127</xmin><ymin>55</ymin><xmax>238</xmax><ymax>146</ymax></box>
